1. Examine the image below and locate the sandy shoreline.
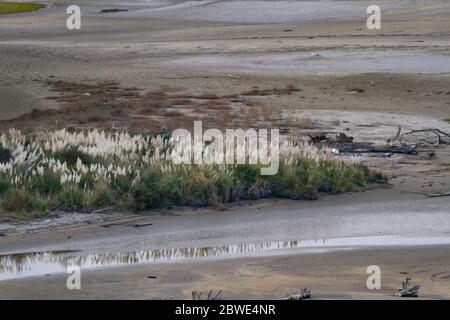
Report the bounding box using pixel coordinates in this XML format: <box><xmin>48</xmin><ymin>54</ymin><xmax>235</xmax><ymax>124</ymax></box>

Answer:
<box><xmin>1</xmin><ymin>187</ymin><xmax>450</xmax><ymax>299</ymax></box>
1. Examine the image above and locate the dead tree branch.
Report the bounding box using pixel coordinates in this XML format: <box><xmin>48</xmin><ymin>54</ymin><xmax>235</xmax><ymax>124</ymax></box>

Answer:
<box><xmin>192</xmin><ymin>290</ymin><xmax>222</xmax><ymax>300</ymax></box>
<box><xmin>410</xmin><ymin>191</ymin><xmax>450</xmax><ymax>198</ymax></box>
<box><xmin>394</xmin><ymin>128</ymin><xmax>450</xmax><ymax>145</ymax></box>
<box><xmin>355</xmin><ymin>147</ymin><xmax>418</xmax><ymax>155</ymax></box>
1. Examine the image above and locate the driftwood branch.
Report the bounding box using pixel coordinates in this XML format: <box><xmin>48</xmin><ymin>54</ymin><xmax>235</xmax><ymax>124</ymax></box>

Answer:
<box><xmin>391</xmin><ymin>127</ymin><xmax>450</xmax><ymax>145</ymax></box>
<box><xmin>358</xmin><ymin>147</ymin><xmax>418</xmax><ymax>155</ymax></box>
<box><xmin>409</xmin><ymin>191</ymin><xmax>450</xmax><ymax>198</ymax></box>
<box><xmin>389</xmin><ymin>126</ymin><xmax>402</xmax><ymax>142</ymax></box>
<box><xmin>91</xmin><ymin>207</ymin><xmax>113</xmax><ymax>214</ymax></box>
<box><xmin>228</xmin><ymin>73</ymin><xmax>241</xmax><ymax>79</ymax></box>
<box><xmin>396</xmin><ymin>277</ymin><xmax>420</xmax><ymax>297</ymax></box>
<box><xmin>192</xmin><ymin>290</ymin><xmax>222</xmax><ymax>300</ymax></box>
<box><xmin>311</xmin><ymin>129</ymin><xmax>450</xmax><ymax>155</ymax></box>
<box><xmin>400</xmin><ymin>128</ymin><xmax>450</xmax><ymax>138</ymax></box>
<box><xmin>284</xmin><ymin>288</ymin><xmax>312</xmax><ymax>300</ymax></box>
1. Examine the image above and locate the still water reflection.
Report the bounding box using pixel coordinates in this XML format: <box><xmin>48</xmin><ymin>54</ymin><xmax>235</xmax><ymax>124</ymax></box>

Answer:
<box><xmin>2</xmin><ymin>235</ymin><xmax>450</xmax><ymax>280</ymax></box>
<box><xmin>0</xmin><ymin>240</ymin><xmax>304</xmax><ymax>280</ymax></box>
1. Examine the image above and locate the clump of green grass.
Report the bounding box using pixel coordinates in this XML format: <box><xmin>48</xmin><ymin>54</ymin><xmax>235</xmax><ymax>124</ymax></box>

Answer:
<box><xmin>270</xmin><ymin>159</ymin><xmax>381</xmax><ymax>200</ymax></box>
<box><xmin>364</xmin><ymin>168</ymin><xmax>388</xmax><ymax>184</ymax></box>
<box><xmin>124</xmin><ymin>161</ymin><xmax>384</xmax><ymax>210</ymax></box>
<box><xmin>0</xmin><ymin>129</ymin><xmax>388</xmax><ymax>217</ymax></box>
<box><xmin>0</xmin><ymin>177</ymin><xmax>11</xmax><ymax>197</ymax></box>
<box><xmin>0</xmin><ymin>2</ymin><xmax>45</xmax><ymax>15</ymax></box>
<box><xmin>0</xmin><ymin>161</ymin><xmax>385</xmax><ymax>214</ymax></box>
<box><xmin>131</xmin><ymin>168</ymin><xmax>165</xmax><ymax>211</ymax></box>
<box><xmin>2</xmin><ymin>188</ymin><xmax>47</xmax><ymax>215</ymax></box>
<box><xmin>85</xmin><ymin>182</ymin><xmax>114</xmax><ymax>211</ymax></box>
<box><xmin>56</xmin><ymin>185</ymin><xmax>84</xmax><ymax>212</ymax></box>
<box><xmin>182</xmin><ymin>166</ymin><xmax>234</xmax><ymax>207</ymax></box>
<box><xmin>27</xmin><ymin>170</ymin><xmax>62</xmax><ymax>196</ymax></box>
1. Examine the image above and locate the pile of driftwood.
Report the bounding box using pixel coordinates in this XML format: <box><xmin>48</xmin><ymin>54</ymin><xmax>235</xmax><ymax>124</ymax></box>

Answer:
<box><xmin>191</xmin><ymin>281</ymin><xmax>424</xmax><ymax>299</ymax></box>
<box><xmin>395</xmin><ymin>277</ymin><xmax>420</xmax><ymax>297</ymax></box>
<box><xmin>309</xmin><ymin>127</ymin><xmax>450</xmax><ymax>156</ymax></box>
<box><xmin>284</xmin><ymin>288</ymin><xmax>312</xmax><ymax>300</ymax></box>
<box><xmin>309</xmin><ymin>132</ymin><xmax>417</xmax><ymax>155</ymax></box>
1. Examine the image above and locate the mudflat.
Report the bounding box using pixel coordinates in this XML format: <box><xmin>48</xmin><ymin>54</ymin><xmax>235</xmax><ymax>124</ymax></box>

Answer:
<box><xmin>1</xmin><ymin>0</ymin><xmax>450</xmax><ymax>121</ymax></box>
<box><xmin>1</xmin><ymin>0</ymin><xmax>450</xmax><ymax>299</ymax></box>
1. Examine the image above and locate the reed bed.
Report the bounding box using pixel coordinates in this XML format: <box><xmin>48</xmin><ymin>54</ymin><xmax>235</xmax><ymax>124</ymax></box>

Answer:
<box><xmin>0</xmin><ymin>129</ymin><xmax>386</xmax><ymax>216</ymax></box>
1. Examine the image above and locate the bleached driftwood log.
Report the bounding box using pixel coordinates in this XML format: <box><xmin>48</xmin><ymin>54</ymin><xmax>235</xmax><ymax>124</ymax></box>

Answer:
<box><xmin>395</xmin><ymin>277</ymin><xmax>420</xmax><ymax>297</ymax></box>
<box><xmin>285</xmin><ymin>288</ymin><xmax>312</xmax><ymax>300</ymax></box>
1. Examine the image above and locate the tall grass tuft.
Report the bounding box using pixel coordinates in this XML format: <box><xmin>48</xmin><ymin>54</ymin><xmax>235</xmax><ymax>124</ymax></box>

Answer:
<box><xmin>56</xmin><ymin>185</ymin><xmax>84</xmax><ymax>212</ymax></box>
<box><xmin>2</xmin><ymin>188</ymin><xmax>47</xmax><ymax>214</ymax></box>
<box><xmin>0</xmin><ymin>128</ymin><xmax>387</xmax><ymax>216</ymax></box>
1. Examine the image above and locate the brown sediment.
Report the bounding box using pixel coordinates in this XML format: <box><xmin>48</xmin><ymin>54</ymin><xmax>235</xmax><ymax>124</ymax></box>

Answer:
<box><xmin>0</xmin><ymin>81</ymin><xmax>305</xmax><ymax>133</ymax></box>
